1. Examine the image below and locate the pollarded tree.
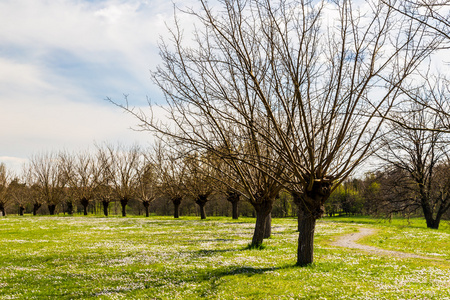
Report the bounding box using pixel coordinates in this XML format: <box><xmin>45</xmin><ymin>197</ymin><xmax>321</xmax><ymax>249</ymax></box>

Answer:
<box><xmin>114</xmin><ymin>0</ymin><xmax>439</xmax><ymax>265</ymax></box>
<box><xmin>135</xmin><ymin>152</ymin><xmax>159</xmax><ymax>217</ymax></box>
<box><xmin>154</xmin><ymin>146</ymin><xmax>187</xmax><ymax>219</ymax></box>
<box><xmin>97</xmin><ymin>144</ymin><xmax>141</xmax><ymax>217</ymax></box>
<box><xmin>60</xmin><ymin>150</ymin><xmax>101</xmax><ymax>216</ymax></box>
<box><xmin>28</xmin><ymin>152</ymin><xmax>66</xmax><ymax>215</ymax></box>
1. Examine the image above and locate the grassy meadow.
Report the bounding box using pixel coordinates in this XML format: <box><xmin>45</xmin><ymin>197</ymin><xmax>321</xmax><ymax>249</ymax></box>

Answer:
<box><xmin>0</xmin><ymin>216</ymin><xmax>449</xmax><ymax>299</ymax></box>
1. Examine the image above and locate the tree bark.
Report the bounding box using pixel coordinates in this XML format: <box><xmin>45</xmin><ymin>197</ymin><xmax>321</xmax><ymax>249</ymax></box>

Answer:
<box><xmin>48</xmin><ymin>204</ymin><xmax>56</xmax><ymax>215</ymax></box>
<box><xmin>293</xmin><ymin>179</ymin><xmax>332</xmax><ymax>266</ymax></box>
<box><xmin>0</xmin><ymin>204</ymin><xmax>5</xmax><ymax>217</ymax></box>
<box><xmin>80</xmin><ymin>198</ymin><xmax>89</xmax><ymax>216</ymax></box>
<box><xmin>120</xmin><ymin>198</ymin><xmax>128</xmax><ymax>217</ymax></box>
<box><xmin>143</xmin><ymin>201</ymin><xmax>150</xmax><ymax>217</ymax></box>
<box><xmin>226</xmin><ymin>191</ymin><xmax>240</xmax><ymax>219</ymax></box>
<box><xmin>251</xmin><ymin>200</ymin><xmax>272</xmax><ymax>247</ymax></box>
<box><xmin>172</xmin><ymin>197</ymin><xmax>182</xmax><ymax>218</ymax></box>
<box><xmin>19</xmin><ymin>205</ymin><xmax>25</xmax><ymax>216</ymax></box>
<box><xmin>264</xmin><ymin>213</ymin><xmax>272</xmax><ymax>239</ymax></box>
<box><xmin>195</xmin><ymin>194</ymin><xmax>208</xmax><ymax>220</ymax></box>
<box><xmin>102</xmin><ymin>200</ymin><xmax>110</xmax><ymax>216</ymax></box>
<box><xmin>297</xmin><ymin>206</ymin><xmax>317</xmax><ymax>266</ymax></box>
<box><xmin>66</xmin><ymin>201</ymin><xmax>74</xmax><ymax>215</ymax></box>
<box><xmin>33</xmin><ymin>203</ymin><xmax>41</xmax><ymax>216</ymax></box>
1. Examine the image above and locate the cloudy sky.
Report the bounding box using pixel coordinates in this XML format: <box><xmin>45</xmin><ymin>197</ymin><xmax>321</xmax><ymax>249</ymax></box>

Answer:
<box><xmin>0</xmin><ymin>0</ymin><xmax>197</xmax><ymax>173</ymax></box>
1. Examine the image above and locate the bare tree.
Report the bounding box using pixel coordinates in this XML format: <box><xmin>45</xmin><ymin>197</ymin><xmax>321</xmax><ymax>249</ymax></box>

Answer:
<box><xmin>113</xmin><ymin>0</ymin><xmax>439</xmax><ymax>265</ymax></box>
<box><xmin>28</xmin><ymin>152</ymin><xmax>66</xmax><ymax>215</ymax></box>
<box><xmin>154</xmin><ymin>146</ymin><xmax>187</xmax><ymax>219</ymax></box>
<box><xmin>377</xmin><ymin>104</ymin><xmax>450</xmax><ymax>228</ymax></box>
<box><xmin>135</xmin><ymin>151</ymin><xmax>159</xmax><ymax>217</ymax></box>
<box><xmin>97</xmin><ymin>144</ymin><xmax>140</xmax><ymax>217</ymax></box>
<box><xmin>60</xmin><ymin>151</ymin><xmax>101</xmax><ymax>215</ymax></box>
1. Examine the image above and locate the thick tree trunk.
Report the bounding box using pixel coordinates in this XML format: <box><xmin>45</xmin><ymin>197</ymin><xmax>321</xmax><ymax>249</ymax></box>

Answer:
<box><xmin>251</xmin><ymin>200</ymin><xmax>272</xmax><ymax>247</ymax></box>
<box><xmin>195</xmin><ymin>195</ymin><xmax>208</xmax><ymax>220</ymax></box>
<box><xmin>19</xmin><ymin>205</ymin><xmax>25</xmax><ymax>216</ymax></box>
<box><xmin>0</xmin><ymin>205</ymin><xmax>5</xmax><ymax>217</ymax></box>
<box><xmin>264</xmin><ymin>213</ymin><xmax>272</xmax><ymax>239</ymax></box>
<box><xmin>293</xmin><ymin>178</ymin><xmax>332</xmax><ymax>266</ymax></box>
<box><xmin>172</xmin><ymin>197</ymin><xmax>182</xmax><ymax>218</ymax></box>
<box><xmin>143</xmin><ymin>201</ymin><xmax>150</xmax><ymax>217</ymax></box>
<box><xmin>48</xmin><ymin>204</ymin><xmax>56</xmax><ymax>215</ymax></box>
<box><xmin>297</xmin><ymin>206</ymin><xmax>317</xmax><ymax>266</ymax></box>
<box><xmin>80</xmin><ymin>198</ymin><xmax>89</xmax><ymax>216</ymax></box>
<box><xmin>120</xmin><ymin>199</ymin><xmax>128</xmax><ymax>217</ymax></box>
<box><xmin>33</xmin><ymin>203</ymin><xmax>41</xmax><ymax>216</ymax></box>
<box><xmin>102</xmin><ymin>201</ymin><xmax>109</xmax><ymax>216</ymax></box>
<box><xmin>226</xmin><ymin>191</ymin><xmax>240</xmax><ymax>220</ymax></box>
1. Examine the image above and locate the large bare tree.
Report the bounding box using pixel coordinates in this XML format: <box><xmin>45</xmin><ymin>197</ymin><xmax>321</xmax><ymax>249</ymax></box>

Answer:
<box><xmin>114</xmin><ymin>0</ymin><xmax>439</xmax><ymax>265</ymax></box>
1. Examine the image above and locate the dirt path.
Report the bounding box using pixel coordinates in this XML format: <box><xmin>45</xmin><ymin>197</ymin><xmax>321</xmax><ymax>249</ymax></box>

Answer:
<box><xmin>332</xmin><ymin>227</ymin><xmax>434</xmax><ymax>260</ymax></box>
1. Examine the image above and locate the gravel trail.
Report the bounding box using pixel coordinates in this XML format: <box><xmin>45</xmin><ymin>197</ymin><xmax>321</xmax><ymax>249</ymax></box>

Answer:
<box><xmin>332</xmin><ymin>227</ymin><xmax>435</xmax><ymax>260</ymax></box>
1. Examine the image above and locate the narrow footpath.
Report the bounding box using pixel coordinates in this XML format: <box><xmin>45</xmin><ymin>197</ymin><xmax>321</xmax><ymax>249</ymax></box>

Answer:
<box><xmin>332</xmin><ymin>227</ymin><xmax>435</xmax><ymax>260</ymax></box>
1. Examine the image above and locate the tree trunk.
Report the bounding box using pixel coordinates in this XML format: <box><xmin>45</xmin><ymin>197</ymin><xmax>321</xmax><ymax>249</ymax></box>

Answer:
<box><xmin>227</xmin><ymin>191</ymin><xmax>240</xmax><ymax>220</ymax></box>
<box><xmin>102</xmin><ymin>200</ymin><xmax>109</xmax><ymax>216</ymax></box>
<box><xmin>80</xmin><ymin>198</ymin><xmax>89</xmax><ymax>216</ymax></box>
<box><xmin>0</xmin><ymin>205</ymin><xmax>5</xmax><ymax>217</ymax></box>
<box><xmin>66</xmin><ymin>201</ymin><xmax>74</xmax><ymax>215</ymax></box>
<box><xmin>33</xmin><ymin>203</ymin><xmax>41</xmax><ymax>216</ymax></box>
<box><xmin>19</xmin><ymin>205</ymin><xmax>25</xmax><ymax>216</ymax></box>
<box><xmin>172</xmin><ymin>197</ymin><xmax>182</xmax><ymax>218</ymax></box>
<box><xmin>297</xmin><ymin>206</ymin><xmax>317</xmax><ymax>266</ymax></box>
<box><xmin>199</xmin><ymin>203</ymin><xmax>206</xmax><ymax>219</ymax></box>
<box><xmin>292</xmin><ymin>179</ymin><xmax>332</xmax><ymax>266</ymax></box>
<box><xmin>251</xmin><ymin>200</ymin><xmax>272</xmax><ymax>247</ymax></box>
<box><xmin>48</xmin><ymin>204</ymin><xmax>56</xmax><ymax>215</ymax></box>
<box><xmin>195</xmin><ymin>194</ymin><xmax>208</xmax><ymax>220</ymax></box>
<box><xmin>120</xmin><ymin>199</ymin><xmax>128</xmax><ymax>217</ymax></box>
<box><xmin>143</xmin><ymin>201</ymin><xmax>150</xmax><ymax>217</ymax></box>
<box><xmin>264</xmin><ymin>213</ymin><xmax>272</xmax><ymax>239</ymax></box>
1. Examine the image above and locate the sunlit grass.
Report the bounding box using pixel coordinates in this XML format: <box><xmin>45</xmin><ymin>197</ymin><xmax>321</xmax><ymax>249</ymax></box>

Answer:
<box><xmin>0</xmin><ymin>216</ymin><xmax>449</xmax><ymax>299</ymax></box>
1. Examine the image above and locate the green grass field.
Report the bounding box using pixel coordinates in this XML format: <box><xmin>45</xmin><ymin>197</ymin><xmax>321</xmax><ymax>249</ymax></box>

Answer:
<box><xmin>1</xmin><ymin>216</ymin><xmax>449</xmax><ymax>299</ymax></box>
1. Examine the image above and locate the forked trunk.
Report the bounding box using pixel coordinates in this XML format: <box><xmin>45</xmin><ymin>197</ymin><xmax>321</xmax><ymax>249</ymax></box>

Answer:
<box><xmin>264</xmin><ymin>213</ymin><xmax>272</xmax><ymax>239</ymax></box>
<box><xmin>102</xmin><ymin>200</ymin><xmax>109</xmax><ymax>216</ymax></box>
<box><xmin>48</xmin><ymin>204</ymin><xmax>56</xmax><ymax>215</ymax></box>
<box><xmin>297</xmin><ymin>207</ymin><xmax>317</xmax><ymax>266</ymax></box>
<box><xmin>33</xmin><ymin>203</ymin><xmax>41</xmax><ymax>216</ymax></box>
<box><xmin>143</xmin><ymin>201</ymin><xmax>150</xmax><ymax>217</ymax></box>
<box><xmin>172</xmin><ymin>197</ymin><xmax>182</xmax><ymax>219</ymax></box>
<box><xmin>80</xmin><ymin>198</ymin><xmax>89</xmax><ymax>216</ymax></box>
<box><xmin>120</xmin><ymin>198</ymin><xmax>128</xmax><ymax>217</ymax></box>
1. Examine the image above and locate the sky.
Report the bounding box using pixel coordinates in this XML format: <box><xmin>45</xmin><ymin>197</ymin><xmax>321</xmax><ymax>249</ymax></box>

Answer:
<box><xmin>0</xmin><ymin>0</ymin><xmax>198</xmax><ymax>173</ymax></box>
